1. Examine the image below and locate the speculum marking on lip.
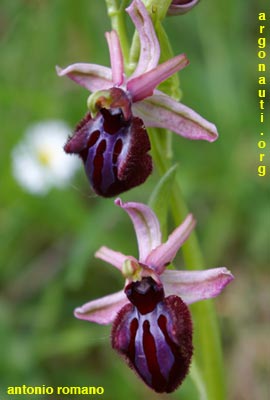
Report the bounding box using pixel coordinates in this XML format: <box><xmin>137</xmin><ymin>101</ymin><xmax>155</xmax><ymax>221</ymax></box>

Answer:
<box><xmin>93</xmin><ymin>139</ymin><xmax>107</xmax><ymax>186</ymax></box>
<box><xmin>113</xmin><ymin>138</ymin><xmax>123</xmax><ymax>164</ymax></box>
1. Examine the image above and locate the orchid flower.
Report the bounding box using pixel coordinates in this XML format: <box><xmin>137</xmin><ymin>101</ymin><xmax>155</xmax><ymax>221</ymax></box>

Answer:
<box><xmin>74</xmin><ymin>198</ymin><xmax>233</xmax><ymax>393</ymax></box>
<box><xmin>168</xmin><ymin>0</ymin><xmax>200</xmax><ymax>16</ymax></box>
<box><xmin>57</xmin><ymin>0</ymin><xmax>217</xmax><ymax>197</ymax></box>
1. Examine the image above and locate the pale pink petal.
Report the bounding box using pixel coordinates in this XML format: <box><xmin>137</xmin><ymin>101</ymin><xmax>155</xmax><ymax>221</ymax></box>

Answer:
<box><xmin>56</xmin><ymin>64</ymin><xmax>113</xmax><ymax>92</ymax></box>
<box><xmin>105</xmin><ymin>30</ymin><xmax>124</xmax><ymax>86</ymax></box>
<box><xmin>115</xmin><ymin>198</ymin><xmax>161</xmax><ymax>262</ymax></box>
<box><xmin>127</xmin><ymin>54</ymin><xmax>189</xmax><ymax>102</ymax></box>
<box><xmin>126</xmin><ymin>0</ymin><xmax>160</xmax><ymax>78</ymax></box>
<box><xmin>95</xmin><ymin>246</ymin><xmax>136</xmax><ymax>271</ymax></box>
<box><xmin>74</xmin><ymin>290</ymin><xmax>128</xmax><ymax>325</ymax></box>
<box><xmin>132</xmin><ymin>92</ymin><xmax>218</xmax><ymax>142</ymax></box>
<box><xmin>161</xmin><ymin>267</ymin><xmax>234</xmax><ymax>304</ymax></box>
<box><xmin>146</xmin><ymin>214</ymin><xmax>195</xmax><ymax>273</ymax></box>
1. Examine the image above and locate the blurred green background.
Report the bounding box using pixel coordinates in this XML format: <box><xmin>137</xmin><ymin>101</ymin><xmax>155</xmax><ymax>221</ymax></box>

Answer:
<box><xmin>1</xmin><ymin>0</ymin><xmax>269</xmax><ymax>399</ymax></box>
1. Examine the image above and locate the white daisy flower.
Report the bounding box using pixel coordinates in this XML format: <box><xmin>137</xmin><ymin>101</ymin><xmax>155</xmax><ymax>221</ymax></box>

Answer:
<box><xmin>12</xmin><ymin>120</ymin><xmax>80</xmax><ymax>195</ymax></box>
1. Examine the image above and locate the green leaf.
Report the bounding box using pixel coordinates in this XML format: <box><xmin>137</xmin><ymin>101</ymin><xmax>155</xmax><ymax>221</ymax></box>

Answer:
<box><xmin>148</xmin><ymin>164</ymin><xmax>178</xmax><ymax>239</ymax></box>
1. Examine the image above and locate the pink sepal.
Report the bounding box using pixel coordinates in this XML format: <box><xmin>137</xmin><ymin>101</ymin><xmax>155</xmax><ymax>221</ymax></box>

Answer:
<box><xmin>115</xmin><ymin>198</ymin><xmax>161</xmax><ymax>262</ymax></box>
<box><xmin>56</xmin><ymin>64</ymin><xmax>113</xmax><ymax>92</ymax></box>
<box><xmin>162</xmin><ymin>267</ymin><xmax>234</xmax><ymax>304</ymax></box>
<box><xmin>74</xmin><ymin>290</ymin><xmax>128</xmax><ymax>325</ymax></box>
<box><xmin>133</xmin><ymin>92</ymin><xmax>218</xmax><ymax>142</ymax></box>
<box><xmin>126</xmin><ymin>0</ymin><xmax>160</xmax><ymax>78</ymax></box>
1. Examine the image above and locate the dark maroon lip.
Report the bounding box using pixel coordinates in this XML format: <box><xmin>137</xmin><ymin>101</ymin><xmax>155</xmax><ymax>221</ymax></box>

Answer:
<box><xmin>112</xmin><ymin>277</ymin><xmax>193</xmax><ymax>393</ymax></box>
<box><xmin>64</xmin><ymin>88</ymin><xmax>152</xmax><ymax>197</ymax></box>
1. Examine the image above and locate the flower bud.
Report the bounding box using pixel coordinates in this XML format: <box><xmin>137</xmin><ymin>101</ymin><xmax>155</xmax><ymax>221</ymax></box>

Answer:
<box><xmin>168</xmin><ymin>0</ymin><xmax>200</xmax><ymax>16</ymax></box>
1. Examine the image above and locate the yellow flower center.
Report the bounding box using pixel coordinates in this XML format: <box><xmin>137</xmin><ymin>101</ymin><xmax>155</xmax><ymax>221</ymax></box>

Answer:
<box><xmin>37</xmin><ymin>148</ymin><xmax>53</xmax><ymax>166</ymax></box>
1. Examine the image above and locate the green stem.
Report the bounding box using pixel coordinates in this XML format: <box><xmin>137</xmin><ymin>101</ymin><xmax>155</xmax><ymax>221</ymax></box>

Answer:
<box><xmin>128</xmin><ymin>31</ymin><xmax>140</xmax><ymax>75</ymax></box>
<box><xmin>149</xmin><ymin>127</ymin><xmax>226</xmax><ymax>400</ymax></box>
<box><xmin>190</xmin><ymin>360</ymin><xmax>208</xmax><ymax>400</ymax></box>
<box><xmin>144</xmin><ymin>0</ymin><xmax>172</xmax><ymax>20</ymax></box>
